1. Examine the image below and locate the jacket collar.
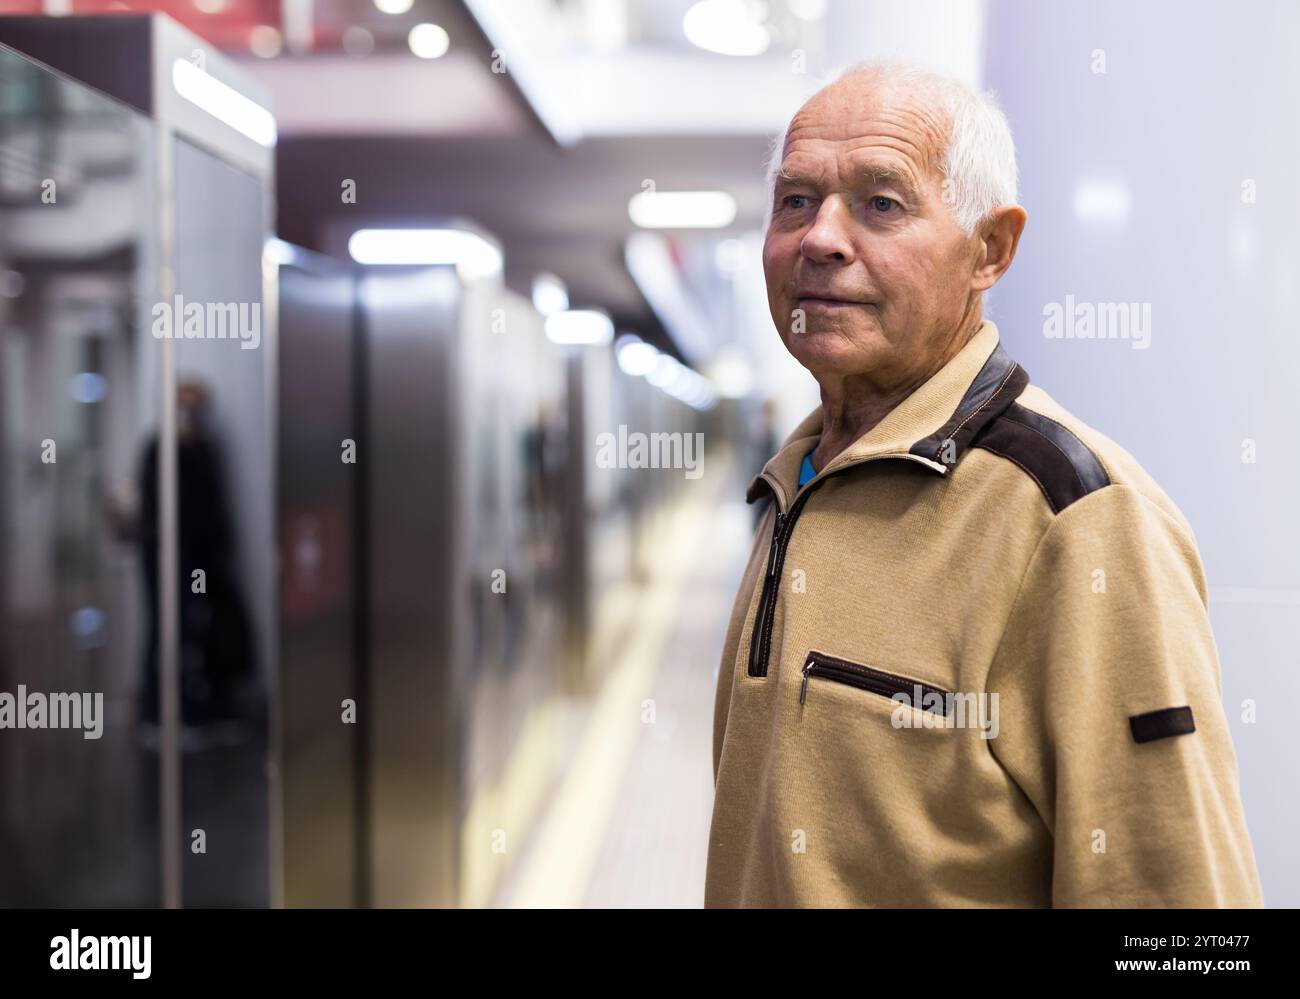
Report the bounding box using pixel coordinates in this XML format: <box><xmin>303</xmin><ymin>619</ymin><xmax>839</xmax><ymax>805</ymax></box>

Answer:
<box><xmin>746</xmin><ymin>319</ymin><xmax>1029</xmax><ymax>509</ymax></box>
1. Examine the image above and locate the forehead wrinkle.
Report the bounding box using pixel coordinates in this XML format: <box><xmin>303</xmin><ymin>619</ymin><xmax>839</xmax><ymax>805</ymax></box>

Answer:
<box><xmin>781</xmin><ymin>81</ymin><xmax>950</xmax><ymax>187</ymax></box>
<box><xmin>867</xmin><ymin>105</ymin><xmax>946</xmax><ymax>172</ymax></box>
<box><xmin>778</xmin><ymin>137</ymin><xmax>930</xmax><ymax>201</ymax></box>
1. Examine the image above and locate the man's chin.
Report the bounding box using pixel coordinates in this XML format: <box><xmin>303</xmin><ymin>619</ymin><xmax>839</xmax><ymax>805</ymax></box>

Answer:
<box><xmin>785</xmin><ymin>325</ymin><xmax>887</xmax><ymax>374</ymax></box>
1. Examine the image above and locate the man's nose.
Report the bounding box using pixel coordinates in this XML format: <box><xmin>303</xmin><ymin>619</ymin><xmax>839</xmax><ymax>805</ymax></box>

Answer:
<box><xmin>799</xmin><ymin>197</ymin><xmax>855</xmax><ymax>264</ymax></box>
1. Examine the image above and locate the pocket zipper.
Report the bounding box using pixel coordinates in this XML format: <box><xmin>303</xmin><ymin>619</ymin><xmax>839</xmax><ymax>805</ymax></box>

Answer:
<box><xmin>799</xmin><ymin>650</ymin><xmax>953</xmax><ymax>715</ymax></box>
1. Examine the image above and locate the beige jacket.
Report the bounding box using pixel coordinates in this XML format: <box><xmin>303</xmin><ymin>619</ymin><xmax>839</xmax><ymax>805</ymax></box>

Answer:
<box><xmin>706</xmin><ymin>320</ymin><xmax>1263</xmax><ymax>907</ymax></box>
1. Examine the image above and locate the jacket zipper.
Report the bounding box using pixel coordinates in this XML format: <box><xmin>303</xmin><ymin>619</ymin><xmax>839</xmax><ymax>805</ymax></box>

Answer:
<box><xmin>746</xmin><ymin>474</ymin><xmax>837</xmax><ymax>677</ymax></box>
<box><xmin>799</xmin><ymin>650</ymin><xmax>952</xmax><ymax>714</ymax></box>
<box><xmin>744</xmin><ymin>451</ymin><xmax>944</xmax><ymax>679</ymax></box>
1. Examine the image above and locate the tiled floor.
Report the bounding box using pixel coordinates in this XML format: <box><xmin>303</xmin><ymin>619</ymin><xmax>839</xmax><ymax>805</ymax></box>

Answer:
<box><xmin>580</xmin><ymin>510</ymin><xmax>749</xmax><ymax>907</ymax></box>
<box><xmin>495</xmin><ymin>464</ymin><xmax>755</xmax><ymax>908</ymax></box>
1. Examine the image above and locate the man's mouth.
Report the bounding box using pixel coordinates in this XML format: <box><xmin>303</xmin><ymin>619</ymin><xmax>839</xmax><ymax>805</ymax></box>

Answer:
<box><xmin>797</xmin><ymin>295</ymin><xmax>867</xmax><ymax>309</ymax></box>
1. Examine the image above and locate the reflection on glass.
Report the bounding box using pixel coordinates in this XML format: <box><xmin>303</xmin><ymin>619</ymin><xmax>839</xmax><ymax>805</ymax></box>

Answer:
<box><xmin>170</xmin><ymin>133</ymin><xmax>271</xmax><ymax>907</ymax></box>
<box><xmin>137</xmin><ymin>379</ymin><xmax>252</xmax><ymax>730</ymax></box>
<box><xmin>0</xmin><ymin>45</ymin><xmax>157</xmax><ymax>905</ymax></box>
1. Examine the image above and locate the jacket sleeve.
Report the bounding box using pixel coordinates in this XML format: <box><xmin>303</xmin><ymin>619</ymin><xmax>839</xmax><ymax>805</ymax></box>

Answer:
<box><xmin>984</xmin><ymin>483</ymin><xmax>1263</xmax><ymax>907</ymax></box>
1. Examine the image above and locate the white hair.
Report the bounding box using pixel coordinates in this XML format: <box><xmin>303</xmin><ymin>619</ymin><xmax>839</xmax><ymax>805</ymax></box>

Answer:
<box><xmin>764</xmin><ymin>61</ymin><xmax>1019</xmax><ymax>237</ymax></box>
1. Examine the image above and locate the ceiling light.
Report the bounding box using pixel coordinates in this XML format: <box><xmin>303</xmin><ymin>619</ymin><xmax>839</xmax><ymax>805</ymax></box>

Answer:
<box><xmin>347</xmin><ymin>228</ymin><xmax>503</xmax><ymax>279</ymax></box>
<box><xmin>628</xmin><ymin>190</ymin><xmax>737</xmax><ymax>229</ymax></box>
<box><xmin>616</xmin><ymin>335</ymin><xmax>659</xmax><ymax>376</ymax></box>
<box><xmin>666</xmin><ymin>366</ymin><xmax>697</xmax><ymax>398</ymax></box>
<box><xmin>531</xmin><ymin>273</ymin><xmax>569</xmax><ymax>316</ymax></box>
<box><xmin>248</xmin><ymin>25</ymin><xmax>283</xmax><ymax>58</ymax></box>
<box><xmin>788</xmin><ymin>0</ymin><xmax>826</xmax><ymax>21</ymax></box>
<box><xmin>683</xmin><ymin>0</ymin><xmax>770</xmax><ymax>57</ymax></box>
<box><xmin>545</xmin><ymin>310</ymin><xmax>614</xmax><ymax>346</ymax></box>
<box><xmin>646</xmin><ymin>353</ymin><xmax>683</xmax><ymax>388</ymax></box>
<box><xmin>374</xmin><ymin>0</ymin><xmax>414</xmax><ymax>14</ymax></box>
<box><xmin>172</xmin><ymin>59</ymin><xmax>277</xmax><ymax>147</ymax></box>
<box><xmin>408</xmin><ymin>23</ymin><xmax>450</xmax><ymax>59</ymax></box>
<box><xmin>264</xmin><ymin>237</ymin><xmax>297</xmax><ymax>265</ymax></box>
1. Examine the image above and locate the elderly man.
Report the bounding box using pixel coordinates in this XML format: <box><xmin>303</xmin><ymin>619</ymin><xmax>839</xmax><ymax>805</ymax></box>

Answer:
<box><xmin>705</xmin><ymin>62</ymin><xmax>1263</xmax><ymax>907</ymax></box>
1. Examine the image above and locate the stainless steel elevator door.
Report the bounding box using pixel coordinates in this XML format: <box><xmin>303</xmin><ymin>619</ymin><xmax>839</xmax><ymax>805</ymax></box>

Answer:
<box><xmin>361</xmin><ymin>265</ymin><xmax>465</xmax><ymax>907</ymax></box>
<box><xmin>277</xmin><ymin>260</ymin><xmax>360</xmax><ymax>907</ymax></box>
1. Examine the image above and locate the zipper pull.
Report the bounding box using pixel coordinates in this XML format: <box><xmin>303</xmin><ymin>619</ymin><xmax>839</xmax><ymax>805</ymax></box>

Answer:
<box><xmin>766</xmin><ymin>512</ymin><xmax>784</xmax><ymax>579</ymax></box>
<box><xmin>799</xmin><ymin>660</ymin><xmax>814</xmax><ymax>704</ymax></box>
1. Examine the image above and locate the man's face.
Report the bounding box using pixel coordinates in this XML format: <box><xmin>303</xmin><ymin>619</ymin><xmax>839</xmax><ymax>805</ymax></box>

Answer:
<box><xmin>762</xmin><ymin>77</ymin><xmax>982</xmax><ymax>389</ymax></box>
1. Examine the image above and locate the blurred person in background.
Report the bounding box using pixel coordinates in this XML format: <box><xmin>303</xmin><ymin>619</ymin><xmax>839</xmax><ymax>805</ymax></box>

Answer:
<box><xmin>135</xmin><ymin>379</ymin><xmax>252</xmax><ymax>743</ymax></box>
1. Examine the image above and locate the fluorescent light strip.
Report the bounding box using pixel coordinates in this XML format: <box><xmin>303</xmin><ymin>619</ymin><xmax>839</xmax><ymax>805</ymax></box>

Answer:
<box><xmin>545</xmin><ymin>310</ymin><xmax>613</xmax><ymax>345</ymax></box>
<box><xmin>615</xmin><ymin>336</ymin><xmax>659</xmax><ymax>376</ymax></box>
<box><xmin>628</xmin><ymin>190</ymin><xmax>737</xmax><ymax>229</ymax></box>
<box><xmin>682</xmin><ymin>0</ymin><xmax>770</xmax><ymax>57</ymax></box>
<box><xmin>347</xmin><ymin>228</ymin><xmax>503</xmax><ymax>278</ymax></box>
<box><xmin>172</xmin><ymin>59</ymin><xmax>276</xmax><ymax>148</ymax></box>
<box><xmin>532</xmin><ymin>272</ymin><xmax>569</xmax><ymax>316</ymax></box>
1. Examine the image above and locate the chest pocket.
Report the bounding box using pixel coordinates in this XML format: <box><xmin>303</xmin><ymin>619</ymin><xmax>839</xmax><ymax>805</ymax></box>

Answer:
<box><xmin>798</xmin><ymin>649</ymin><xmax>953</xmax><ymax>717</ymax></box>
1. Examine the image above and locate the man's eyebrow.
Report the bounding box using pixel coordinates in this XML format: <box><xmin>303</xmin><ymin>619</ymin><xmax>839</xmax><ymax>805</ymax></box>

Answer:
<box><xmin>856</xmin><ymin>163</ymin><xmax>919</xmax><ymax>195</ymax></box>
<box><xmin>773</xmin><ymin>163</ymin><xmax>920</xmax><ymax>197</ymax></box>
<box><xmin>773</xmin><ymin>168</ymin><xmax>814</xmax><ymax>189</ymax></box>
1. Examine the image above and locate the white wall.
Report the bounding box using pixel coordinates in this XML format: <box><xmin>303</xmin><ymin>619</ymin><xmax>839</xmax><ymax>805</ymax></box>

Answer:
<box><xmin>982</xmin><ymin>0</ymin><xmax>1300</xmax><ymax>906</ymax></box>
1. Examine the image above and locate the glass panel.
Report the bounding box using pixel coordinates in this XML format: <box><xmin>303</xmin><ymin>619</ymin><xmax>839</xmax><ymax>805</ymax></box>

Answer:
<box><xmin>0</xmin><ymin>43</ymin><xmax>158</xmax><ymax>906</ymax></box>
<box><xmin>170</xmin><ymin>134</ymin><xmax>271</xmax><ymax>907</ymax></box>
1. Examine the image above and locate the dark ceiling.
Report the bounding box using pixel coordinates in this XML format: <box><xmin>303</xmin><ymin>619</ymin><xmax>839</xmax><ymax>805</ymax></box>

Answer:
<box><xmin>274</xmin><ymin>130</ymin><xmax>771</xmax><ymax>356</ymax></box>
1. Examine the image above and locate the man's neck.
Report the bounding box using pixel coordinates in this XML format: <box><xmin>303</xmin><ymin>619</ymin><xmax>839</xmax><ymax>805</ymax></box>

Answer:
<box><xmin>812</xmin><ymin>311</ymin><xmax>984</xmax><ymax>472</ymax></box>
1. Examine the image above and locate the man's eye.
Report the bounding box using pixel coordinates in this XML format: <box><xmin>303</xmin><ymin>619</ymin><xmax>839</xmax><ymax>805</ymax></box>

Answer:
<box><xmin>782</xmin><ymin>194</ymin><xmax>812</xmax><ymax>210</ymax></box>
<box><xmin>870</xmin><ymin>196</ymin><xmax>898</xmax><ymax>213</ymax></box>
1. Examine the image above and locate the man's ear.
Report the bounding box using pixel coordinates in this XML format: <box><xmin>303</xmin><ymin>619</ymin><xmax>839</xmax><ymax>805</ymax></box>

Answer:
<box><xmin>972</xmin><ymin>205</ymin><xmax>1027</xmax><ymax>292</ymax></box>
